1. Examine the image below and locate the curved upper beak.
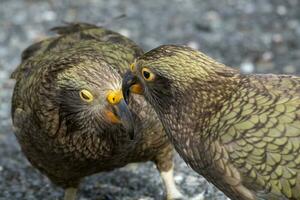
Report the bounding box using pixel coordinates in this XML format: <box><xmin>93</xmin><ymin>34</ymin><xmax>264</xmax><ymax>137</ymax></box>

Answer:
<box><xmin>113</xmin><ymin>99</ymin><xmax>134</xmax><ymax>139</ymax></box>
<box><xmin>122</xmin><ymin>70</ymin><xmax>143</xmax><ymax>104</ymax></box>
<box><xmin>106</xmin><ymin>90</ymin><xmax>134</xmax><ymax>139</ymax></box>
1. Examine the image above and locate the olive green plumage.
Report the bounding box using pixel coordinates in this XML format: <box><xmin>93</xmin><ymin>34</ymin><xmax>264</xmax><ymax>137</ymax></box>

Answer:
<box><xmin>122</xmin><ymin>45</ymin><xmax>300</xmax><ymax>200</ymax></box>
<box><xmin>11</xmin><ymin>23</ymin><xmax>174</xmax><ymax>198</ymax></box>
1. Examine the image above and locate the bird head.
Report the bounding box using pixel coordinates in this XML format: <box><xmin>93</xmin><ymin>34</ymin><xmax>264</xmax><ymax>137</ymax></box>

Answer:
<box><xmin>122</xmin><ymin>45</ymin><xmax>209</xmax><ymax>110</ymax></box>
<box><xmin>56</xmin><ymin>59</ymin><xmax>135</xmax><ymax>139</ymax></box>
<box><xmin>122</xmin><ymin>45</ymin><xmax>238</xmax><ymax>118</ymax></box>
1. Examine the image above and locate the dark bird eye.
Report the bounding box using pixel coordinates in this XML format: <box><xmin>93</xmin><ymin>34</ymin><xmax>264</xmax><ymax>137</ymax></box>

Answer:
<box><xmin>142</xmin><ymin>67</ymin><xmax>155</xmax><ymax>81</ymax></box>
<box><xmin>143</xmin><ymin>71</ymin><xmax>150</xmax><ymax>79</ymax></box>
<box><xmin>79</xmin><ymin>89</ymin><xmax>94</xmax><ymax>102</ymax></box>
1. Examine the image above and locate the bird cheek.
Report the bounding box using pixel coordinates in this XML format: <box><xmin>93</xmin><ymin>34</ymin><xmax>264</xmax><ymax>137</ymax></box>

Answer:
<box><xmin>104</xmin><ymin>110</ymin><xmax>121</xmax><ymax>124</ymax></box>
<box><xmin>130</xmin><ymin>83</ymin><xmax>143</xmax><ymax>94</ymax></box>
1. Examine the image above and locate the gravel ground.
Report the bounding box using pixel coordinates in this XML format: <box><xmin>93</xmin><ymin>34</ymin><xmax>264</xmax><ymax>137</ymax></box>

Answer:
<box><xmin>0</xmin><ymin>0</ymin><xmax>299</xmax><ymax>199</ymax></box>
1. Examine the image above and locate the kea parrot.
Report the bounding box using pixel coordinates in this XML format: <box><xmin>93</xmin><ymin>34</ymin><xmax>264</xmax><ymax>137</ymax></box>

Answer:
<box><xmin>122</xmin><ymin>45</ymin><xmax>300</xmax><ymax>200</ymax></box>
<box><xmin>11</xmin><ymin>24</ymin><xmax>185</xmax><ymax>200</ymax></box>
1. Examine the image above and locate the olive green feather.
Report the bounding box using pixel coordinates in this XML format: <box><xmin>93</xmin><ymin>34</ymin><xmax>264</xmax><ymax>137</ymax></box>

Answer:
<box><xmin>125</xmin><ymin>45</ymin><xmax>300</xmax><ymax>200</ymax></box>
<box><xmin>11</xmin><ymin>23</ymin><xmax>174</xmax><ymax>199</ymax></box>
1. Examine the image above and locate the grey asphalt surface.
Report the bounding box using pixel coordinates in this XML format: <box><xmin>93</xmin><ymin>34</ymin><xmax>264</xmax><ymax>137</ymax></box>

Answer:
<box><xmin>0</xmin><ymin>0</ymin><xmax>299</xmax><ymax>199</ymax></box>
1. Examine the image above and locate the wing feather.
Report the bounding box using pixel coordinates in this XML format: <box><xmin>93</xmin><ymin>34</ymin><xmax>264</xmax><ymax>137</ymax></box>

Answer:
<box><xmin>218</xmin><ymin>75</ymin><xmax>300</xmax><ymax>199</ymax></box>
<box><xmin>11</xmin><ymin>23</ymin><xmax>143</xmax><ymax>80</ymax></box>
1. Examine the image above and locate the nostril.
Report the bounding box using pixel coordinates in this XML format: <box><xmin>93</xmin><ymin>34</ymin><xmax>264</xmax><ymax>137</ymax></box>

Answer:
<box><xmin>107</xmin><ymin>90</ymin><xmax>123</xmax><ymax>105</ymax></box>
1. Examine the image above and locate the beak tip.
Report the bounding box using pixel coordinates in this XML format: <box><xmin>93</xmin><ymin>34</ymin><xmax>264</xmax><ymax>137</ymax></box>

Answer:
<box><xmin>123</xmin><ymin>89</ymin><xmax>130</xmax><ymax>104</ymax></box>
<box><xmin>122</xmin><ymin>71</ymin><xmax>136</xmax><ymax>104</ymax></box>
<box><xmin>115</xmin><ymin>99</ymin><xmax>135</xmax><ymax>140</ymax></box>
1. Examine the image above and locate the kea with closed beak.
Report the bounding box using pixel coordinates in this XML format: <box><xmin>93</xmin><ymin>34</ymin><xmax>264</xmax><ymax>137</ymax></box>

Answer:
<box><xmin>122</xmin><ymin>45</ymin><xmax>300</xmax><ymax>200</ymax></box>
<box><xmin>11</xmin><ymin>24</ymin><xmax>185</xmax><ymax>200</ymax></box>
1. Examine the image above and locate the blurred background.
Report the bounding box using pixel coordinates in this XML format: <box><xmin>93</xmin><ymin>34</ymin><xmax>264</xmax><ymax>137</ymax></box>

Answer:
<box><xmin>0</xmin><ymin>0</ymin><xmax>299</xmax><ymax>199</ymax></box>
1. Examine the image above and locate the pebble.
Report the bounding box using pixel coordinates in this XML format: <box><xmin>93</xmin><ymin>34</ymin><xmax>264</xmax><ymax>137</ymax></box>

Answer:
<box><xmin>283</xmin><ymin>65</ymin><xmax>296</xmax><ymax>74</ymax></box>
<box><xmin>41</xmin><ymin>10</ymin><xmax>57</xmax><ymax>21</ymax></box>
<box><xmin>174</xmin><ymin>175</ymin><xmax>184</xmax><ymax>182</ymax></box>
<box><xmin>187</xmin><ymin>41</ymin><xmax>199</xmax><ymax>49</ymax></box>
<box><xmin>118</xmin><ymin>29</ymin><xmax>131</xmax><ymax>38</ymax></box>
<box><xmin>240</xmin><ymin>61</ymin><xmax>255</xmax><ymax>74</ymax></box>
<box><xmin>272</xmin><ymin>34</ymin><xmax>283</xmax><ymax>43</ymax></box>
<box><xmin>262</xmin><ymin>51</ymin><xmax>273</xmax><ymax>61</ymax></box>
<box><xmin>185</xmin><ymin>175</ymin><xmax>200</xmax><ymax>186</ymax></box>
<box><xmin>277</xmin><ymin>5</ymin><xmax>287</xmax><ymax>16</ymax></box>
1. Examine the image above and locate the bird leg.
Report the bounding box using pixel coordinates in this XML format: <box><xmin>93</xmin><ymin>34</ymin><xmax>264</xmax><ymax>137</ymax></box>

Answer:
<box><xmin>160</xmin><ymin>164</ymin><xmax>205</xmax><ymax>200</ymax></box>
<box><xmin>160</xmin><ymin>165</ymin><xmax>184</xmax><ymax>200</ymax></box>
<box><xmin>64</xmin><ymin>187</ymin><xmax>78</xmax><ymax>200</ymax></box>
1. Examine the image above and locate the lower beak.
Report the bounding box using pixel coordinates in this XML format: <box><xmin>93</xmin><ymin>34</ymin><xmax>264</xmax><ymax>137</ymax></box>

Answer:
<box><xmin>114</xmin><ymin>99</ymin><xmax>135</xmax><ymax>139</ymax></box>
<box><xmin>122</xmin><ymin>71</ymin><xmax>142</xmax><ymax>103</ymax></box>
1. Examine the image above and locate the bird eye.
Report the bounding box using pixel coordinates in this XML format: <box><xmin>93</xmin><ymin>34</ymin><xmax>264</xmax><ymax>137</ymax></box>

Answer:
<box><xmin>79</xmin><ymin>89</ymin><xmax>94</xmax><ymax>102</ymax></box>
<box><xmin>141</xmin><ymin>67</ymin><xmax>155</xmax><ymax>81</ymax></box>
<box><xmin>130</xmin><ymin>63</ymin><xmax>135</xmax><ymax>72</ymax></box>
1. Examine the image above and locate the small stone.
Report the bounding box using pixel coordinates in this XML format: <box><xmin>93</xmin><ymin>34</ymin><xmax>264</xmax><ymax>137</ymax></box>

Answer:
<box><xmin>187</xmin><ymin>41</ymin><xmax>199</xmax><ymax>50</ymax></box>
<box><xmin>283</xmin><ymin>65</ymin><xmax>296</xmax><ymax>74</ymax></box>
<box><xmin>288</xmin><ymin>20</ymin><xmax>299</xmax><ymax>29</ymax></box>
<box><xmin>138</xmin><ymin>197</ymin><xmax>154</xmax><ymax>200</ymax></box>
<box><xmin>277</xmin><ymin>5</ymin><xmax>287</xmax><ymax>16</ymax></box>
<box><xmin>272</xmin><ymin>34</ymin><xmax>283</xmax><ymax>43</ymax></box>
<box><xmin>174</xmin><ymin>175</ymin><xmax>183</xmax><ymax>182</ymax></box>
<box><xmin>186</xmin><ymin>175</ymin><xmax>199</xmax><ymax>186</ymax></box>
<box><xmin>205</xmin><ymin>11</ymin><xmax>221</xmax><ymax>29</ymax></box>
<box><xmin>26</xmin><ymin>29</ymin><xmax>40</xmax><ymax>40</ymax></box>
<box><xmin>0</xmin><ymin>70</ymin><xmax>8</xmax><ymax>82</ymax></box>
<box><xmin>42</xmin><ymin>10</ymin><xmax>57</xmax><ymax>21</ymax></box>
<box><xmin>206</xmin><ymin>11</ymin><xmax>220</xmax><ymax>22</ymax></box>
<box><xmin>118</xmin><ymin>29</ymin><xmax>131</xmax><ymax>37</ymax></box>
<box><xmin>240</xmin><ymin>61</ymin><xmax>255</xmax><ymax>74</ymax></box>
<box><xmin>262</xmin><ymin>51</ymin><xmax>273</xmax><ymax>61</ymax></box>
